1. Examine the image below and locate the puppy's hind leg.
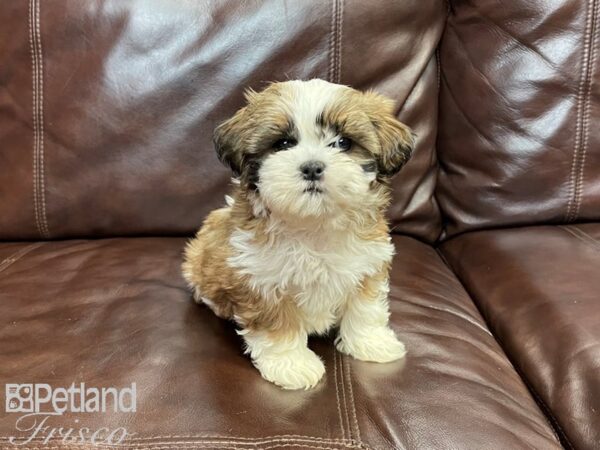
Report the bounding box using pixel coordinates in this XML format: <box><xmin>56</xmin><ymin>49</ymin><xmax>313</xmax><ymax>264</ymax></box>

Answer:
<box><xmin>193</xmin><ymin>289</ymin><xmax>233</xmax><ymax>320</ymax></box>
<box><xmin>182</xmin><ymin>237</ymin><xmax>233</xmax><ymax>320</ymax></box>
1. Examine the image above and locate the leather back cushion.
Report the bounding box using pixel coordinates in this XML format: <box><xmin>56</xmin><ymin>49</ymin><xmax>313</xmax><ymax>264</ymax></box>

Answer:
<box><xmin>0</xmin><ymin>0</ymin><xmax>445</xmax><ymax>241</ymax></box>
<box><xmin>436</xmin><ymin>0</ymin><xmax>600</xmax><ymax>238</ymax></box>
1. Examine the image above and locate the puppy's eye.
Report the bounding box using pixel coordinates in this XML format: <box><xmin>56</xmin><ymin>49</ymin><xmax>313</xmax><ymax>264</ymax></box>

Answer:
<box><xmin>329</xmin><ymin>136</ymin><xmax>353</xmax><ymax>152</ymax></box>
<box><xmin>273</xmin><ymin>138</ymin><xmax>297</xmax><ymax>151</ymax></box>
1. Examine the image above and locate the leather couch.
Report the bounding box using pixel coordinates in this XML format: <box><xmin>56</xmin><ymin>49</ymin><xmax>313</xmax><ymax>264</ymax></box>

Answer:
<box><xmin>0</xmin><ymin>1</ymin><xmax>598</xmax><ymax>449</ymax></box>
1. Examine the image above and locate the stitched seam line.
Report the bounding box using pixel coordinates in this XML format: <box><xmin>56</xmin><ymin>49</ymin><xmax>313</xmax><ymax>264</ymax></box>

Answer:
<box><xmin>333</xmin><ymin>346</ymin><xmax>346</xmax><ymax>439</ymax></box>
<box><xmin>0</xmin><ymin>440</ymin><xmax>372</xmax><ymax>450</ymax></box>
<box><xmin>327</xmin><ymin>0</ymin><xmax>337</xmax><ymax>82</ymax></box>
<box><xmin>336</xmin><ymin>0</ymin><xmax>343</xmax><ymax>83</ymax></box>
<box><xmin>342</xmin><ymin>356</ymin><xmax>361</xmax><ymax>442</ymax></box>
<box><xmin>328</xmin><ymin>0</ymin><xmax>343</xmax><ymax>84</ymax></box>
<box><xmin>29</xmin><ymin>0</ymin><xmax>49</xmax><ymax>239</ymax></box>
<box><xmin>35</xmin><ymin>0</ymin><xmax>49</xmax><ymax>238</ymax></box>
<box><xmin>0</xmin><ymin>243</ymin><xmax>44</xmax><ymax>274</ymax></box>
<box><xmin>28</xmin><ymin>0</ymin><xmax>42</xmax><ymax>238</ymax></box>
<box><xmin>573</xmin><ymin>0</ymin><xmax>598</xmax><ymax>220</ymax></box>
<box><xmin>566</xmin><ymin>0</ymin><xmax>595</xmax><ymax>222</ymax></box>
<box><xmin>336</xmin><ymin>349</ymin><xmax>352</xmax><ymax>440</ymax></box>
<box><xmin>0</xmin><ymin>444</ymin><xmax>366</xmax><ymax>450</ymax></box>
<box><xmin>559</xmin><ymin>225</ymin><xmax>600</xmax><ymax>251</ymax></box>
<box><xmin>0</xmin><ymin>436</ymin><xmax>355</xmax><ymax>443</ymax></box>
<box><xmin>1</xmin><ymin>438</ymin><xmax>364</xmax><ymax>448</ymax></box>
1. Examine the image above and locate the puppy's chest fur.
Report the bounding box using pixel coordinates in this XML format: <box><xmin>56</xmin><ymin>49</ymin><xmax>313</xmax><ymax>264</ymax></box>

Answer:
<box><xmin>228</xmin><ymin>226</ymin><xmax>394</xmax><ymax>334</ymax></box>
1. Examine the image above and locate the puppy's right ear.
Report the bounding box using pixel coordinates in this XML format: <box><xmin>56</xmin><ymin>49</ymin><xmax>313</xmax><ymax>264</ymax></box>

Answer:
<box><xmin>214</xmin><ymin>88</ymin><xmax>260</xmax><ymax>177</ymax></box>
<box><xmin>213</xmin><ymin>108</ymin><xmax>246</xmax><ymax>177</ymax></box>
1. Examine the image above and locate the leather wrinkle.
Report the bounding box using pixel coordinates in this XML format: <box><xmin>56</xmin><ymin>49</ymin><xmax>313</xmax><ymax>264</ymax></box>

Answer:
<box><xmin>0</xmin><ymin>242</ymin><xmax>44</xmax><ymax>274</ymax></box>
<box><xmin>559</xmin><ymin>225</ymin><xmax>600</xmax><ymax>251</ymax></box>
<box><xmin>440</xmin><ymin>64</ymin><xmax>499</xmax><ymax>152</ymax></box>
<box><xmin>465</xmin><ymin>1</ymin><xmax>566</xmax><ymax>74</ymax></box>
<box><xmin>446</xmin><ymin>22</ymin><xmax>573</xmax><ymax>157</ymax></box>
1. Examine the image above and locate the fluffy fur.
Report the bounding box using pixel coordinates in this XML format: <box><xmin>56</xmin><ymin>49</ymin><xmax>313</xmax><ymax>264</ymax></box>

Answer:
<box><xmin>182</xmin><ymin>79</ymin><xmax>414</xmax><ymax>390</ymax></box>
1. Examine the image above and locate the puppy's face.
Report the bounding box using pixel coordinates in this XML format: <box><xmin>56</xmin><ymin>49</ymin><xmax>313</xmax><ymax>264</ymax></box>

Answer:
<box><xmin>214</xmin><ymin>79</ymin><xmax>414</xmax><ymax>220</ymax></box>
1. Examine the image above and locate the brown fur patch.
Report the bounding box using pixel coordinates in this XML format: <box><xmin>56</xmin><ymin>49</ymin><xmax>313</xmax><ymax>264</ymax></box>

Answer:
<box><xmin>357</xmin><ymin>261</ymin><xmax>391</xmax><ymax>303</ymax></box>
<box><xmin>323</xmin><ymin>89</ymin><xmax>415</xmax><ymax>178</ymax></box>
<box><xmin>214</xmin><ymin>84</ymin><xmax>296</xmax><ymax>178</ymax></box>
<box><xmin>183</xmin><ymin>190</ymin><xmax>304</xmax><ymax>341</ymax></box>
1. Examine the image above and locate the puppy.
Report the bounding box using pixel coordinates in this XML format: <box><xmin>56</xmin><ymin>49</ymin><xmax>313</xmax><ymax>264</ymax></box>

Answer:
<box><xmin>182</xmin><ymin>79</ymin><xmax>414</xmax><ymax>390</ymax></box>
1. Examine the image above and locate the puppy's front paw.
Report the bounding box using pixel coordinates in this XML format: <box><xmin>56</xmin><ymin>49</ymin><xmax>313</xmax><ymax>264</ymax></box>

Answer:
<box><xmin>336</xmin><ymin>326</ymin><xmax>406</xmax><ymax>363</ymax></box>
<box><xmin>253</xmin><ymin>348</ymin><xmax>325</xmax><ymax>390</ymax></box>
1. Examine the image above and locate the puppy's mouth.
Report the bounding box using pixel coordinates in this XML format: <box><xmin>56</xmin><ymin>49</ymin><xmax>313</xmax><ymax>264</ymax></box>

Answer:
<box><xmin>303</xmin><ymin>184</ymin><xmax>324</xmax><ymax>194</ymax></box>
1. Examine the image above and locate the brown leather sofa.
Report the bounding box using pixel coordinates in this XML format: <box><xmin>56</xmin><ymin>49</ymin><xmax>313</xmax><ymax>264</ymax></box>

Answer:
<box><xmin>1</xmin><ymin>1</ymin><xmax>598</xmax><ymax>449</ymax></box>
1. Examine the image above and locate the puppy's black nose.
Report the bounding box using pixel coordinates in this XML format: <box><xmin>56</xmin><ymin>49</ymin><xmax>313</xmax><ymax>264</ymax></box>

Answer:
<box><xmin>300</xmin><ymin>160</ymin><xmax>325</xmax><ymax>181</ymax></box>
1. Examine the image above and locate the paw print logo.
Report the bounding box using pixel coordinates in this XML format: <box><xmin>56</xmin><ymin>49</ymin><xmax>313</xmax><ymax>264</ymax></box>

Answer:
<box><xmin>5</xmin><ymin>384</ymin><xmax>34</xmax><ymax>413</ymax></box>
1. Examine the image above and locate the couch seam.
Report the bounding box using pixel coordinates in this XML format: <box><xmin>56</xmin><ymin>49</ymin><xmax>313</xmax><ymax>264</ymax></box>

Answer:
<box><xmin>35</xmin><ymin>0</ymin><xmax>50</xmax><ymax>238</ymax></box>
<box><xmin>336</xmin><ymin>349</ymin><xmax>352</xmax><ymax>441</ymax></box>
<box><xmin>0</xmin><ymin>242</ymin><xmax>44</xmax><ymax>275</ymax></box>
<box><xmin>336</xmin><ymin>0</ymin><xmax>343</xmax><ymax>84</ymax></box>
<box><xmin>28</xmin><ymin>0</ymin><xmax>50</xmax><ymax>239</ymax></box>
<box><xmin>328</xmin><ymin>0</ymin><xmax>343</xmax><ymax>84</ymax></box>
<box><xmin>573</xmin><ymin>0</ymin><xmax>598</xmax><ymax>221</ymax></box>
<box><xmin>515</xmin><ymin>375</ymin><xmax>575</xmax><ymax>450</ymax></box>
<box><xmin>435</xmin><ymin>247</ymin><xmax>573</xmax><ymax>449</ymax></box>
<box><xmin>342</xmin><ymin>356</ymin><xmax>361</xmax><ymax>443</ymax></box>
<box><xmin>0</xmin><ymin>444</ymin><xmax>365</xmax><ymax>450</ymax></box>
<box><xmin>333</xmin><ymin>346</ymin><xmax>346</xmax><ymax>440</ymax></box>
<box><xmin>0</xmin><ymin>439</ymin><xmax>371</xmax><ymax>450</ymax></box>
<box><xmin>327</xmin><ymin>0</ymin><xmax>336</xmax><ymax>83</ymax></box>
<box><xmin>28</xmin><ymin>0</ymin><xmax>41</xmax><ymax>238</ymax></box>
<box><xmin>1</xmin><ymin>435</ymin><xmax>355</xmax><ymax>444</ymax></box>
<box><xmin>0</xmin><ymin>436</ymin><xmax>370</xmax><ymax>450</ymax></box>
<box><xmin>566</xmin><ymin>0</ymin><xmax>596</xmax><ymax>223</ymax></box>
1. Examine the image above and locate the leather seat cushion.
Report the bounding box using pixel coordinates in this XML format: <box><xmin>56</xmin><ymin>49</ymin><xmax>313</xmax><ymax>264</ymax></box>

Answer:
<box><xmin>442</xmin><ymin>224</ymin><xmax>600</xmax><ymax>449</ymax></box>
<box><xmin>0</xmin><ymin>236</ymin><xmax>560</xmax><ymax>449</ymax></box>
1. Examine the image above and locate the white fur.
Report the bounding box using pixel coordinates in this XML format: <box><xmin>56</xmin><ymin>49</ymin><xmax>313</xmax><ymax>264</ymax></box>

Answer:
<box><xmin>229</xmin><ymin>224</ymin><xmax>394</xmax><ymax>333</ymax></box>
<box><xmin>243</xmin><ymin>329</ymin><xmax>325</xmax><ymax>390</ymax></box>
<box><xmin>228</xmin><ymin>220</ymin><xmax>404</xmax><ymax>389</ymax></box>
<box><xmin>336</xmin><ymin>277</ymin><xmax>406</xmax><ymax>362</ymax></box>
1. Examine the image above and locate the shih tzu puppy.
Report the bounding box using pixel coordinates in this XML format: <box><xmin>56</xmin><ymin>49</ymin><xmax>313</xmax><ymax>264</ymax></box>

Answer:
<box><xmin>183</xmin><ymin>79</ymin><xmax>414</xmax><ymax>390</ymax></box>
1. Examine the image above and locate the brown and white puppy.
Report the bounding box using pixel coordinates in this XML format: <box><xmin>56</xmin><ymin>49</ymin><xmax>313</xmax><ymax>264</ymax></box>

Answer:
<box><xmin>183</xmin><ymin>79</ymin><xmax>414</xmax><ymax>390</ymax></box>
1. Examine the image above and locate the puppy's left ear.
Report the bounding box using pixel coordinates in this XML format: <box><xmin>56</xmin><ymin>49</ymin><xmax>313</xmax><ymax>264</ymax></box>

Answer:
<box><xmin>363</xmin><ymin>92</ymin><xmax>415</xmax><ymax>178</ymax></box>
